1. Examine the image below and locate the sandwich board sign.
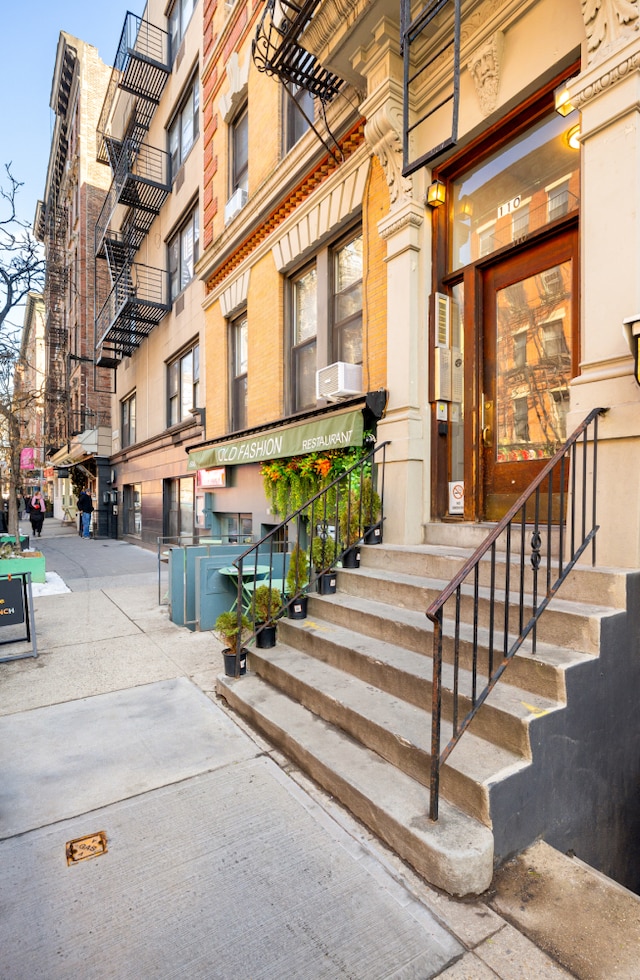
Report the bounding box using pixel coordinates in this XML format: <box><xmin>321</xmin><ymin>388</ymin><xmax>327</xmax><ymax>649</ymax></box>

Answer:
<box><xmin>0</xmin><ymin>572</ymin><xmax>37</xmax><ymax>662</ymax></box>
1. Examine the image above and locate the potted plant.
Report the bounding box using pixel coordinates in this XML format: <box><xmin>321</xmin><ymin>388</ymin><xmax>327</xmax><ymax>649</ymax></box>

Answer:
<box><xmin>252</xmin><ymin>584</ymin><xmax>283</xmax><ymax>648</ymax></box>
<box><xmin>285</xmin><ymin>543</ymin><xmax>309</xmax><ymax>620</ymax></box>
<box><xmin>214</xmin><ymin>610</ymin><xmax>251</xmax><ymax>676</ymax></box>
<box><xmin>0</xmin><ymin>540</ymin><xmax>46</xmax><ymax>584</ymax></box>
<box><xmin>311</xmin><ymin>535</ymin><xmax>337</xmax><ymax>594</ymax></box>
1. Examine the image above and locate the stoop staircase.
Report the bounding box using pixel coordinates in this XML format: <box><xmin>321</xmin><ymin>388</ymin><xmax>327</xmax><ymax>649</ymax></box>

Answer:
<box><xmin>217</xmin><ymin>523</ymin><xmax>640</xmax><ymax>897</ymax></box>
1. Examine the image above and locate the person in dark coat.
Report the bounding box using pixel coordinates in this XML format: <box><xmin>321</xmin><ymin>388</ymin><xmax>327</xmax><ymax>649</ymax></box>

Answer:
<box><xmin>77</xmin><ymin>489</ymin><xmax>94</xmax><ymax>539</ymax></box>
<box><xmin>29</xmin><ymin>488</ymin><xmax>46</xmax><ymax>538</ymax></box>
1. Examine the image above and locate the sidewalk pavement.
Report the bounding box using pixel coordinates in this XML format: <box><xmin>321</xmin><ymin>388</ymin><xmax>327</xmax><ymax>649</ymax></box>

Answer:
<box><xmin>0</xmin><ymin>522</ymin><xmax>638</xmax><ymax>979</ymax></box>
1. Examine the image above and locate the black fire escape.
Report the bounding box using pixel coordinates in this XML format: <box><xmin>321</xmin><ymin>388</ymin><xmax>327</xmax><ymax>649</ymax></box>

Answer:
<box><xmin>94</xmin><ymin>13</ymin><xmax>171</xmax><ymax>369</ymax></box>
<box><xmin>42</xmin><ymin>203</ymin><xmax>70</xmax><ymax>454</ymax></box>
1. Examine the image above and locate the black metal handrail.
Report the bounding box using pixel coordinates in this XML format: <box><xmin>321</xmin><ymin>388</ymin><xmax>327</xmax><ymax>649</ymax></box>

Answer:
<box><xmin>228</xmin><ymin>441</ymin><xmax>389</xmax><ymax>672</ymax></box>
<box><xmin>426</xmin><ymin>407</ymin><xmax>607</xmax><ymax>820</ymax></box>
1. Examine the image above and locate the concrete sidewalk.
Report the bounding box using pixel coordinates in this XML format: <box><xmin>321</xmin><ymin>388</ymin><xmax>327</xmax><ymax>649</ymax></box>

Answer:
<box><xmin>0</xmin><ymin>523</ymin><xmax>636</xmax><ymax>978</ymax></box>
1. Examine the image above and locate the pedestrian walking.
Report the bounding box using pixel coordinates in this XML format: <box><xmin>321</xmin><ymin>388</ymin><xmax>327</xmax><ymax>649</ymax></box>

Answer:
<box><xmin>76</xmin><ymin>488</ymin><xmax>94</xmax><ymax>539</ymax></box>
<box><xmin>29</xmin><ymin>488</ymin><xmax>46</xmax><ymax>538</ymax></box>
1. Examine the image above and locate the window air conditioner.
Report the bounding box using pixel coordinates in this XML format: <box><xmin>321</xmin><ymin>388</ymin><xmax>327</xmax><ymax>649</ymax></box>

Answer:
<box><xmin>224</xmin><ymin>187</ymin><xmax>248</xmax><ymax>224</ymax></box>
<box><xmin>315</xmin><ymin>362</ymin><xmax>363</xmax><ymax>401</ymax></box>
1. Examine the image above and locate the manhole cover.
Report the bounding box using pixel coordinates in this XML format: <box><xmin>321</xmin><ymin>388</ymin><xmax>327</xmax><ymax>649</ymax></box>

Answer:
<box><xmin>66</xmin><ymin>831</ymin><xmax>108</xmax><ymax>865</ymax></box>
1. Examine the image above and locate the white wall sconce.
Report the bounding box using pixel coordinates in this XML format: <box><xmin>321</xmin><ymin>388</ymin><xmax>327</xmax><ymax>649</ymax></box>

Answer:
<box><xmin>426</xmin><ymin>180</ymin><xmax>446</xmax><ymax>208</ymax></box>
<box><xmin>566</xmin><ymin>123</ymin><xmax>581</xmax><ymax>150</ymax></box>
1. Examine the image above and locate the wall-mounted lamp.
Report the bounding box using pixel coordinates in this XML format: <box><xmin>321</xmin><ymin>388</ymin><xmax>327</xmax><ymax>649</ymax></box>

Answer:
<box><xmin>566</xmin><ymin>123</ymin><xmax>581</xmax><ymax>150</ymax></box>
<box><xmin>426</xmin><ymin>180</ymin><xmax>446</xmax><ymax>208</ymax></box>
<box><xmin>554</xmin><ymin>78</ymin><xmax>577</xmax><ymax>116</ymax></box>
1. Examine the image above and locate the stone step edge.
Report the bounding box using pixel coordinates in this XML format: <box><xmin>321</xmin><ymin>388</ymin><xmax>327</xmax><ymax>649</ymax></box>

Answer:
<box><xmin>248</xmin><ymin>642</ymin><xmax>527</xmax><ymax>825</ymax></box>
<box><xmin>360</xmin><ymin>545</ymin><xmax>631</xmax><ymax>608</ymax></box>
<box><xmin>309</xmin><ymin>589</ymin><xmax>596</xmax><ymax>670</ymax></box>
<box><xmin>217</xmin><ymin>670</ymin><xmax>494</xmax><ymax>898</ymax></box>
<box><xmin>280</xmin><ymin>614</ymin><xmax>563</xmax><ymax>753</ymax></box>
<box><xmin>340</xmin><ymin>565</ymin><xmax>616</xmax><ymax>619</ymax></box>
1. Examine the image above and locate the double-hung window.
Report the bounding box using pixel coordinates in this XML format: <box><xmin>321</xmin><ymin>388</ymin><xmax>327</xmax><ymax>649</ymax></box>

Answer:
<box><xmin>169</xmin><ymin>0</ymin><xmax>196</xmax><ymax>62</ymax></box>
<box><xmin>230</xmin><ymin>103</ymin><xmax>248</xmax><ymax>195</ymax></box>
<box><xmin>169</xmin><ymin>206</ymin><xmax>199</xmax><ymax>301</ymax></box>
<box><xmin>285</xmin><ymin>85</ymin><xmax>314</xmax><ymax>152</ymax></box>
<box><xmin>169</xmin><ymin>77</ymin><xmax>200</xmax><ymax>179</ymax></box>
<box><xmin>286</xmin><ymin>227</ymin><xmax>362</xmax><ymax>413</ymax></box>
<box><xmin>291</xmin><ymin>265</ymin><xmax>317</xmax><ymax>412</ymax></box>
<box><xmin>333</xmin><ymin>233</ymin><xmax>363</xmax><ymax>364</ymax></box>
<box><xmin>122</xmin><ymin>392</ymin><xmax>136</xmax><ymax>448</ymax></box>
<box><xmin>168</xmin><ymin>342</ymin><xmax>200</xmax><ymax>426</ymax></box>
<box><xmin>230</xmin><ymin>313</ymin><xmax>248</xmax><ymax>431</ymax></box>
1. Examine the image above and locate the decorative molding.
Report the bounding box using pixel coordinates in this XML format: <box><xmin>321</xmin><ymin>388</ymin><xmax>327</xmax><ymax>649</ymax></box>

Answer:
<box><xmin>271</xmin><ymin>158</ymin><xmax>369</xmax><ymax>271</ymax></box>
<box><xmin>218</xmin><ymin>52</ymin><xmax>249</xmax><ymax>123</ymax></box>
<box><xmin>377</xmin><ymin>202</ymin><xmax>424</xmax><ymax>243</ymax></box>
<box><xmin>467</xmin><ymin>31</ymin><xmax>504</xmax><ymax>117</ymax></box>
<box><xmin>219</xmin><ymin>270</ymin><xmax>250</xmax><ymax>317</ymax></box>
<box><xmin>362</xmin><ymin>84</ymin><xmax>413</xmax><ymax>208</ymax></box>
<box><xmin>204</xmin><ymin>122</ymin><xmax>366</xmax><ymax>292</ymax></box>
<box><xmin>572</xmin><ymin>49</ymin><xmax>640</xmax><ymax>108</ymax></box>
<box><xmin>301</xmin><ymin>0</ymin><xmax>367</xmax><ymax>58</ymax></box>
<box><xmin>582</xmin><ymin>0</ymin><xmax>639</xmax><ymax>60</ymax></box>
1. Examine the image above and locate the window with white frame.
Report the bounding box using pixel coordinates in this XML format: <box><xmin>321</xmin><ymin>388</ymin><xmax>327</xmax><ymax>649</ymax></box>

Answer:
<box><xmin>230</xmin><ymin>313</ymin><xmax>248</xmax><ymax>431</ymax></box>
<box><xmin>121</xmin><ymin>392</ymin><xmax>136</xmax><ymax>448</ymax></box>
<box><xmin>169</xmin><ymin>206</ymin><xmax>199</xmax><ymax>300</ymax></box>
<box><xmin>169</xmin><ymin>76</ymin><xmax>200</xmax><ymax>179</ymax></box>
<box><xmin>333</xmin><ymin>232</ymin><xmax>363</xmax><ymax>364</ymax></box>
<box><xmin>291</xmin><ymin>264</ymin><xmax>317</xmax><ymax>411</ymax></box>
<box><xmin>230</xmin><ymin>102</ymin><xmax>248</xmax><ymax>195</ymax></box>
<box><xmin>168</xmin><ymin>342</ymin><xmax>200</xmax><ymax>426</ymax></box>
<box><xmin>169</xmin><ymin>0</ymin><xmax>197</xmax><ymax>61</ymax></box>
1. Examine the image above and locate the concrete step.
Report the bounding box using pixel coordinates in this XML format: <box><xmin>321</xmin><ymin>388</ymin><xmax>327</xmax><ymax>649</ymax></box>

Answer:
<box><xmin>422</xmin><ymin>521</ymin><xmax>563</xmax><ymax>555</ymax></box>
<box><xmin>217</xmin><ymin>670</ymin><xmax>494</xmax><ymax>897</ymax></box>
<box><xmin>307</xmin><ymin>590</ymin><xmax>594</xmax><ymax>702</ymax></box>
<box><xmin>360</xmin><ymin>543</ymin><xmax>631</xmax><ymax>609</ymax></box>
<box><xmin>243</xmin><ymin>642</ymin><xmax>526</xmax><ymax>825</ymax></box>
<box><xmin>335</xmin><ymin>565</ymin><xmax>614</xmax><ymax>654</ymax></box>
<box><xmin>278</xmin><ymin>614</ymin><xmax>563</xmax><ymax>757</ymax></box>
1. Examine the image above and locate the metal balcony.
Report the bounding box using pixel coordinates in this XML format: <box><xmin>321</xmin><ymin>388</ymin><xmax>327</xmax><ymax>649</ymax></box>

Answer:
<box><xmin>95</xmin><ymin>262</ymin><xmax>169</xmax><ymax>364</ymax></box>
<box><xmin>95</xmin><ymin>140</ymin><xmax>170</xmax><ymax>261</ymax></box>
<box><xmin>252</xmin><ymin>0</ymin><xmax>344</xmax><ymax>103</ymax></box>
<box><xmin>97</xmin><ymin>13</ymin><xmax>170</xmax><ymax>165</ymax></box>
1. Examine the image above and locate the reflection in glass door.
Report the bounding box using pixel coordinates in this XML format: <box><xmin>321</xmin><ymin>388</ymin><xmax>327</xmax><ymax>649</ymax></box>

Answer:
<box><xmin>482</xmin><ymin>230</ymin><xmax>577</xmax><ymax>520</ymax></box>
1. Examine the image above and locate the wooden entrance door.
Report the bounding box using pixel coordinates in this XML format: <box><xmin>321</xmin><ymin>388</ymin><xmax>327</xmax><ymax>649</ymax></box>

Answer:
<box><xmin>481</xmin><ymin>229</ymin><xmax>578</xmax><ymax>521</ymax></box>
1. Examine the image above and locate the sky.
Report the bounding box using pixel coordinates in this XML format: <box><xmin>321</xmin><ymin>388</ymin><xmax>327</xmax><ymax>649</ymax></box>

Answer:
<box><xmin>1</xmin><ymin>1</ymin><xmax>135</xmax><ymax>233</ymax></box>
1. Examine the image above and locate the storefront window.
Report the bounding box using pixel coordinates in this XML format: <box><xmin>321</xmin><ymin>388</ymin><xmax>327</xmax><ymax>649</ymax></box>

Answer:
<box><xmin>451</xmin><ymin>109</ymin><xmax>580</xmax><ymax>271</ymax></box>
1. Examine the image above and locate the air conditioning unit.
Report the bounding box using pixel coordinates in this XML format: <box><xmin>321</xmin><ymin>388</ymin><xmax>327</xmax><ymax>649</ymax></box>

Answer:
<box><xmin>316</xmin><ymin>362</ymin><xmax>363</xmax><ymax>401</ymax></box>
<box><xmin>224</xmin><ymin>187</ymin><xmax>248</xmax><ymax>224</ymax></box>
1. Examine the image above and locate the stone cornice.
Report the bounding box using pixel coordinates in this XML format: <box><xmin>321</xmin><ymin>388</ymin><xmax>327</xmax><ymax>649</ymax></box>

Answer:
<box><xmin>571</xmin><ymin>33</ymin><xmax>640</xmax><ymax>110</ymax></box>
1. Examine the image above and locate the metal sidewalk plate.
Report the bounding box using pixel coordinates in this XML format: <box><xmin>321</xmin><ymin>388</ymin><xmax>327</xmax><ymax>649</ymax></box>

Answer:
<box><xmin>66</xmin><ymin>831</ymin><xmax>108</xmax><ymax>865</ymax></box>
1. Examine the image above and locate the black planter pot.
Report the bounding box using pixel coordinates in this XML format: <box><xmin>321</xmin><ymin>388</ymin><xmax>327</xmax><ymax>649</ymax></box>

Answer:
<box><xmin>316</xmin><ymin>571</ymin><xmax>337</xmax><ymax>594</ymax></box>
<box><xmin>342</xmin><ymin>546</ymin><xmax>360</xmax><ymax>569</ymax></box>
<box><xmin>223</xmin><ymin>647</ymin><xmax>247</xmax><ymax>677</ymax></box>
<box><xmin>287</xmin><ymin>595</ymin><xmax>308</xmax><ymax>619</ymax></box>
<box><xmin>364</xmin><ymin>522</ymin><xmax>382</xmax><ymax>545</ymax></box>
<box><xmin>256</xmin><ymin>623</ymin><xmax>277</xmax><ymax>648</ymax></box>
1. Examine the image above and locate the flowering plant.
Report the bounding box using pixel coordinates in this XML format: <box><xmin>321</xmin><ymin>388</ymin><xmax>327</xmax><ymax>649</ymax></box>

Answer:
<box><xmin>261</xmin><ymin>439</ymin><xmax>374</xmax><ymax>519</ymax></box>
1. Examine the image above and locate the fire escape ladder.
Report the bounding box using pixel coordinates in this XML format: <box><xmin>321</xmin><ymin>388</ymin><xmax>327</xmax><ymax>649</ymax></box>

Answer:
<box><xmin>94</xmin><ymin>13</ymin><xmax>171</xmax><ymax>369</ymax></box>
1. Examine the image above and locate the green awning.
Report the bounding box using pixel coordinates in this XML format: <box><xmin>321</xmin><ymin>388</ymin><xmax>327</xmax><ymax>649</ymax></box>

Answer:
<box><xmin>188</xmin><ymin>408</ymin><xmax>364</xmax><ymax>470</ymax></box>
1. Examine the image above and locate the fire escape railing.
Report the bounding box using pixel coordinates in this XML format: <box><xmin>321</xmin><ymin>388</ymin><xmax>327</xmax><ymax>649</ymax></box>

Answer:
<box><xmin>227</xmin><ymin>442</ymin><xmax>389</xmax><ymax>674</ymax></box>
<box><xmin>426</xmin><ymin>407</ymin><xmax>607</xmax><ymax>820</ymax></box>
<box><xmin>252</xmin><ymin>0</ymin><xmax>345</xmax><ymax>103</ymax></box>
<box><xmin>94</xmin><ymin>12</ymin><xmax>170</xmax><ymax>368</ymax></box>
